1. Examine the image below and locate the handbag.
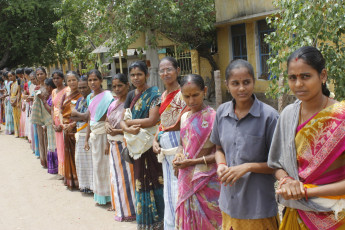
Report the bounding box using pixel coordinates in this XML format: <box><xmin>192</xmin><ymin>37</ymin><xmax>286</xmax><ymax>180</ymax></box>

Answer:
<box><xmin>121</xmin><ymin>147</ymin><xmax>134</xmax><ymax>164</ymax></box>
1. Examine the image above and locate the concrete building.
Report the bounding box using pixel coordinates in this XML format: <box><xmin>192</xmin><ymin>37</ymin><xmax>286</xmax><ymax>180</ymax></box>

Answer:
<box><xmin>215</xmin><ymin>0</ymin><xmax>278</xmax><ymax>105</ymax></box>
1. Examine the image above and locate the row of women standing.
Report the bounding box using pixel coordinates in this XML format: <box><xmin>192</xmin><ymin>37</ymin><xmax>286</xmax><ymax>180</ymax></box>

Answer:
<box><xmin>2</xmin><ymin>45</ymin><xmax>345</xmax><ymax>230</ymax></box>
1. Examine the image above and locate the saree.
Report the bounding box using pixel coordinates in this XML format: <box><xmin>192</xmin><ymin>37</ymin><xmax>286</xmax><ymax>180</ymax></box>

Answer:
<box><xmin>62</xmin><ymin>90</ymin><xmax>82</xmax><ymax>189</ymax></box>
<box><xmin>269</xmin><ymin>101</ymin><xmax>345</xmax><ymax>230</ymax></box>
<box><xmin>126</xmin><ymin>86</ymin><xmax>164</xmax><ymax>229</ymax></box>
<box><xmin>75</xmin><ymin>97</ymin><xmax>93</xmax><ymax>192</ymax></box>
<box><xmin>19</xmin><ymin>95</ymin><xmax>27</xmax><ymax>137</ymax></box>
<box><xmin>107</xmin><ymin>99</ymin><xmax>136</xmax><ymax>222</ymax></box>
<box><xmin>5</xmin><ymin>81</ymin><xmax>14</xmax><ymax>134</ymax></box>
<box><xmin>28</xmin><ymin>83</ymin><xmax>35</xmax><ymax>148</ymax></box>
<box><xmin>157</xmin><ymin>90</ymin><xmax>188</xmax><ymax>230</ymax></box>
<box><xmin>176</xmin><ymin>106</ymin><xmax>222</xmax><ymax>230</ymax></box>
<box><xmin>0</xmin><ymin>84</ymin><xmax>5</xmax><ymax>124</ymax></box>
<box><xmin>52</xmin><ymin>87</ymin><xmax>69</xmax><ymax>176</ymax></box>
<box><xmin>87</xmin><ymin>90</ymin><xmax>114</xmax><ymax>204</ymax></box>
<box><xmin>31</xmin><ymin>89</ymin><xmax>48</xmax><ymax>168</ymax></box>
<box><xmin>10</xmin><ymin>81</ymin><xmax>21</xmax><ymax>137</ymax></box>
<box><xmin>31</xmin><ymin>92</ymin><xmax>57</xmax><ymax>171</ymax></box>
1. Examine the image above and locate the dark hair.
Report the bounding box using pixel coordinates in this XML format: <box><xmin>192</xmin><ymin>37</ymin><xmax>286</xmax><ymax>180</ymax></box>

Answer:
<box><xmin>287</xmin><ymin>46</ymin><xmax>330</xmax><ymax>97</ymax></box>
<box><xmin>0</xmin><ymin>77</ymin><xmax>3</xmax><ymax>83</ymax></box>
<box><xmin>180</xmin><ymin>74</ymin><xmax>205</xmax><ymax>90</ymax></box>
<box><xmin>129</xmin><ymin>61</ymin><xmax>148</xmax><ymax>75</ymax></box>
<box><xmin>29</xmin><ymin>71</ymin><xmax>36</xmax><ymax>78</ymax></box>
<box><xmin>24</xmin><ymin>67</ymin><xmax>33</xmax><ymax>75</ymax></box>
<box><xmin>80</xmin><ymin>75</ymin><xmax>88</xmax><ymax>82</ymax></box>
<box><xmin>15</xmin><ymin>68</ymin><xmax>24</xmax><ymax>75</ymax></box>
<box><xmin>45</xmin><ymin>78</ymin><xmax>56</xmax><ymax>89</ymax></box>
<box><xmin>3</xmin><ymin>71</ymin><xmax>8</xmax><ymax>79</ymax></box>
<box><xmin>112</xmin><ymin>73</ymin><xmax>128</xmax><ymax>84</ymax></box>
<box><xmin>66</xmin><ymin>70</ymin><xmax>80</xmax><ymax>81</ymax></box>
<box><xmin>0</xmin><ymin>70</ymin><xmax>3</xmax><ymax>77</ymax></box>
<box><xmin>8</xmin><ymin>71</ymin><xmax>16</xmax><ymax>78</ymax></box>
<box><xmin>159</xmin><ymin>56</ymin><xmax>178</xmax><ymax>70</ymax></box>
<box><xmin>87</xmin><ymin>69</ymin><xmax>102</xmax><ymax>80</ymax></box>
<box><xmin>225</xmin><ymin>59</ymin><xmax>255</xmax><ymax>81</ymax></box>
<box><xmin>51</xmin><ymin>69</ymin><xmax>64</xmax><ymax>79</ymax></box>
<box><xmin>36</xmin><ymin>67</ymin><xmax>47</xmax><ymax>75</ymax></box>
<box><xmin>9</xmin><ymin>71</ymin><xmax>19</xmax><ymax>85</ymax></box>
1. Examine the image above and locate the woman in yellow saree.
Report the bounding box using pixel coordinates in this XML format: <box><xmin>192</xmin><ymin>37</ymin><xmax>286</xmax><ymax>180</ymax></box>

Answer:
<box><xmin>9</xmin><ymin>71</ymin><xmax>21</xmax><ymax>138</ymax></box>
<box><xmin>268</xmin><ymin>46</ymin><xmax>345</xmax><ymax>230</ymax></box>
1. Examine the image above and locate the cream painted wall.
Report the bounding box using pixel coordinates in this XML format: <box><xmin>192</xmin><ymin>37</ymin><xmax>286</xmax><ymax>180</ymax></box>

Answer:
<box><xmin>216</xmin><ymin>26</ymin><xmax>231</xmax><ymax>99</ymax></box>
<box><xmin>216</xmin><ymin>0</ymin><xmax>275</xmax><ymax>23</ymax></box>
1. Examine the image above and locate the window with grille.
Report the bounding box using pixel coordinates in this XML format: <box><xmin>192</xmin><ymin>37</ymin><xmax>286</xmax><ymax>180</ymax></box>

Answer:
<box><xmin>258</xmin><ymin>19</ymin><xmax>275</xmax><ymax>80</ymax></box>
<box><xmin>231</xmin><ymin>24</ymin><xmax>247</xmax><ymax>60</ymax></box>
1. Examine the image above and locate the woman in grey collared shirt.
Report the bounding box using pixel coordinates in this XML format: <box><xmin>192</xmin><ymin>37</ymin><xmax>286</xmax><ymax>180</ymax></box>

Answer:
<box><xmin>210</xmin><ymin>59</ymin><xmax>279</xmax><ymax>229</ymax></box>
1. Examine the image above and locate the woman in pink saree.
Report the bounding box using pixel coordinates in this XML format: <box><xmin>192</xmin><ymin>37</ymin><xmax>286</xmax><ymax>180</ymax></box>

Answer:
<box><xmin>268</xmin><ymin>46</ymin><xmax>345</xmax><ymax>230</ymax></box>
<box><xmin>173</xmin><ymin>74</ymin><xmax>221</xmax><ymax>230</ymax></box>
<box><xmin>51</xmin><ymin>70</ymin><xmax>69</xmax><ymax>176</ymax></box>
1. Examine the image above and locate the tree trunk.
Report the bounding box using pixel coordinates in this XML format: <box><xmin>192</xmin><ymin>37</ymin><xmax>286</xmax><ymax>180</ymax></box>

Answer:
<box><xmin>0</xmin><ymin>49</ymin><xmax>10</xmax><ymax>69</ymax></box>
<box><xmin>214</xmin><ymin>70</ymin><xmax>222</xmax><ymax>108</ymax></box>
<box><xmin>145</xmin><ymin>29</ymin><xmax>164</xmax><ymax>93</ymax></box>
<box><xmin>197</xmin><ymin>44</ymin><xmax>218</xmax><ymax>101</ymax></box>
<box><xmin>196</xmin><ymin>44</ymin><xmax>219</xmax><ymax>71</ymax></box>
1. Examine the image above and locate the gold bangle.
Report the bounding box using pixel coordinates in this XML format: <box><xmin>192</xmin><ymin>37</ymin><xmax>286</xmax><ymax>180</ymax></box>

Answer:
<box><xmin>203</xmin><ymin>156</ymin><xmax>207</xmax><ymax>167</ymax></box>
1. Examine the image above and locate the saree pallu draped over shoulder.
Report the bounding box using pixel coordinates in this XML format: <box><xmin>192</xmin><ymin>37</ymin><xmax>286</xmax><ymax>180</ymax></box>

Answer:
<box><xmin>62</xmin><ymin>90</ymin><xmax>82</xmax><ymax>189</ymax></box>
<box><xmin>88</xmin><ymin>91</ymin><xmax>114</xmax><ymax>204</ymax></box>
<box><xmin>269</xmin><ymin>101</ymin><xmax>345</xmax><ymax>230</ymax></box>
<box><xmin>176</xmin><ymin>106</ymin><xmax>222</xmax><ymax>230</ymax></box>
<box><xmin>126</xmin><ymin>87</ymin><xmax>165</xmax><ymax>229</ymax></box>
<box><xmin>75</xmin><ymin>97</ymin><xmax>93</xmax><ymax>191</ymax></box>
<box><xmin>52</xmin><ymin>87</ymin><xmax>69</xmax><ymax>176</ymax></box>
<box><xmin>10</xmin><ymin>81</ymin><xmax>21</xmax><ymax>137</ymax></box>
<box><xmin>31</xmin><ymin>92</ymin><xmax>57</xmax><ymax>172</ymax></box>
<box><xmin>157</xmin><ymin>90</ymin><xmax>188</xmax><ymax>230</ymax></box>
<box><xmin>107</xmin><ymin>99</ymin><xmax>136</xmax><ymax>222</ymax></box>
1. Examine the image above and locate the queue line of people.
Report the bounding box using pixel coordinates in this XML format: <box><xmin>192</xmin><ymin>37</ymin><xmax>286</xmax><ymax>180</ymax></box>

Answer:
<box><xmin>0</xmin><ymin>45</ymin><xmax>345</xmax><ymax>230</ymax></box>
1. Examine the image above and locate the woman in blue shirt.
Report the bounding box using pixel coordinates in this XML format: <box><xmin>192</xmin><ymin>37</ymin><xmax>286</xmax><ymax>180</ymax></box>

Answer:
<box><xmin>210</xmin><ymin>59</ymin><xmax>279</xmax><ymax>229</ymax></box>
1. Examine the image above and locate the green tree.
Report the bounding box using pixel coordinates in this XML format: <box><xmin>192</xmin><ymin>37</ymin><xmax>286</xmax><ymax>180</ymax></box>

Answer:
<box><xmin>55</xmin><ymin>0</ymin><xmax>217</xmax><ymax>90</ymax></box>
<box><xmin>265</xmin><ymin>0</ymin><xmax>345</xmax><ymax>101</ymax></box>
<box><xmin>0</xmin><ymin>0</ymin><xmax>61</xmax><ymax>69</ymax></box>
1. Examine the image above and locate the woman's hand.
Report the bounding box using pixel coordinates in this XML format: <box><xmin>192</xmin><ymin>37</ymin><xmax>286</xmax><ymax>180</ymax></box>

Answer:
<box><xmin>173</xmin><ymin>159</ymin><xmax>193</xmax><ymax>169</ymax></box>
<box><xmin>152</xmin><ymin>139</ymin><xmax>161</xmax><ymax>154</ymax></box>
<box><xmin>276</xmin><ymin>178</ymin><xmax>305</xmax><ymax>200</ymax></box>
<box><xmin>217</xmin><ymin>164</ymin><xmax>228</xmax><ymax>178</ymax></box>
<box><xmin>105</xmin><ymin>144</ymin><xmax>110</xmax><ymax>155</ymax></box>
<box><xmin>172</xmin><ymin>154</ymin><xmax>185</xmax><ymax>177</ymax></box>
<box><xmin>37</xmin><ymin>93</ymin><xmax>44</xmax><ymax>101</ymax></box>
<box><xmin>219</xmin><ymin>164</ymin><xmax>250</xmax><ymax>186</ymax></box>
<box><xmin>84</xmin><ymin>142</ymin><xmax>90</xmax><ymax>151</ymax></box>
<box><xmin>105</xmin><ymin>122</ymin><xmax>113</xmax><ymax>135</ymax></box>
<box><xmin>22</xmin><ymin>104</ymin><xmax>26</xmax><ymax>112</ymax></box>
<box><xmin>53</xmin><ymin>124</ymin><xmax>63</xmax><ymax>132</ymax></box>
<box><xmin>71</xmin><ymin>108</ymin><xmax>78</xmax><ymax>117</ymax></box>
<box><xmin>26</xmin><ymin>96</ymin><xmax>33</xmax><ymax>102</ymax></box>
<box><xmin>125</xmin><ymin>124</ymin><xmax>141</xmax><ymax>135</ymax></box>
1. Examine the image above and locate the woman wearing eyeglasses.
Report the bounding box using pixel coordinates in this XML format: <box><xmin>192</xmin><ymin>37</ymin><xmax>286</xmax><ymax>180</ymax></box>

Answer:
<box><xmin>153</xmin><ymin>57</ymin><xmax>189</xmax><ymax>230</ymax></box>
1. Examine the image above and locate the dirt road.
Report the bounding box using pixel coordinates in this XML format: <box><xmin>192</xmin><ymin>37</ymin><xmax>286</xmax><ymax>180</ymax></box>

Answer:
<box><xmin>0</xmin><ymin>125</ymin><xmax>137</xmax><ymax>230</ymax></box>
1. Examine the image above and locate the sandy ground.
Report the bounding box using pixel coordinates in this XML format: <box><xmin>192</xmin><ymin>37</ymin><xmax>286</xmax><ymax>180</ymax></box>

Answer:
<box><xmin>0</xmin><ymin>125</ymin><xmax>137</xmax><ymax>230</ymax></box>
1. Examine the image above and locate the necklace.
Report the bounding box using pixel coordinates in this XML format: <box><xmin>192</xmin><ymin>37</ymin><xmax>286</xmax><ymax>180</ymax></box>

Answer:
<box><xmin>299</xmin><ymin>96</ymin><xmax>328</xmax><ymax>125</ymax></box>
<box><xmin>234</xmin><ymin>105</ymin><xmax>249</xmax><ymax>120</ymax></box>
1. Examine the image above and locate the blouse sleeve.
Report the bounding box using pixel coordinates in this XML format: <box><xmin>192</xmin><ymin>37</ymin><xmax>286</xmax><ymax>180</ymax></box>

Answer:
<box><xmin>149</xmin><ymin>96</ymin><xmax>161</xmax><ymax>109</ymax></box>
<box><xmin>124</xmin><ymin>90</ymin><xmax>135</xmax><ymax>109</ymax></box>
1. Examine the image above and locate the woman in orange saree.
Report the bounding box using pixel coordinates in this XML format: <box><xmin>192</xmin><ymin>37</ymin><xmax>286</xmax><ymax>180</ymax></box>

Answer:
<box><xmin>268</xmin><ymin>46</ymin><xmax>345</xmax><ymax>230</ymax></box>
<box><xmin>61</xmin><ymin>71</ymin><xmax>82</xmax><ymax>189</ymax></box>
